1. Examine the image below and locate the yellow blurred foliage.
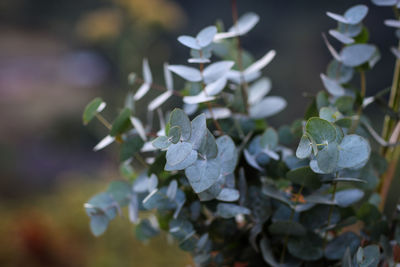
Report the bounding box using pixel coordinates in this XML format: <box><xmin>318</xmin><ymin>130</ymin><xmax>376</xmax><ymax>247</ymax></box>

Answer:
<box><xmin>76</xmin><ymin>8</ymin><xmax>123</xmax><ymax>41</ymax></box>
<box><xmin>116</xmin><ymin>0</ymin><xmax>185</xmax><ymax>30</ymax></box>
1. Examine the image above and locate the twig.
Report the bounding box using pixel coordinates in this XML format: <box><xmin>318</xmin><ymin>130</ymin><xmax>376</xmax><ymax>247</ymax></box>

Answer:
<box><xmin>96</xmin><ymin>114</ymin><xmax>112</xmax><ymax>130</ymax></box>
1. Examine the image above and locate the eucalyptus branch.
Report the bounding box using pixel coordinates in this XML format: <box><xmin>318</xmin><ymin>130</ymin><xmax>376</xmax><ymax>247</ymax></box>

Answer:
<box><xmin>95</xmin><ymin>113</ymin><xmax>112</xmax><ymax>130</ymax></box>
<box><xmin>323</xmin><ymin>180</ymin><xmax>338</xmax><ymax>248</ymax></box>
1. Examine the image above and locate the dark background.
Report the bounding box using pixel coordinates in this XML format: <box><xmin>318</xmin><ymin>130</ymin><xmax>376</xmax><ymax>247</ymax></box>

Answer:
<box><xmin>0</xmin><ymin>0</ymin><xmax>396</xmax><ymax>266</ymax></box>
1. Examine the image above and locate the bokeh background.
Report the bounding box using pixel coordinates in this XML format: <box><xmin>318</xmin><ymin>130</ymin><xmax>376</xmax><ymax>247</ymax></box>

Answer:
<box><xmin>0</xmin><ymin>0</ymin><xmax>396</xmax><ymax>266</ymax></box>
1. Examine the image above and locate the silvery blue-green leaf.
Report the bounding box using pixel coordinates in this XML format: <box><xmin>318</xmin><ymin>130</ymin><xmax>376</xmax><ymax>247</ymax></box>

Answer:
<box><xmin>322</xmin><ymin>33</ymin><xmax>341</xmax><ymax>61</ymax></box>
<box><xmin>203</xmin><ymin>61</ymin><xmax>234</xmax><ymax>84</ymax></box>
<box><xmin>384</xmin><ymin>19</ymin><xmax>400</xmax><ymax>28</ymax></box>
<box><xmin>185</xmin><ymin>158</ymin><xmax>221</xmax><ymax>193</ymax></box>
<box><xmin>85</xmin><ymin>193</ymin><xmax>118</xmax><ymax>225</ymax></box>
<box><xmin>309</xmin><ymin>159</ymin><xmax>328</xmax><ymax>174</ymax></box>
<box><xmin>260</xmin><ymin>238</ymin><xmax>279</xmax><ymax>267</ymax></box>
<box><xmin>228</xmin><ymin>12</ymin><xmax>260</xmax><ymax>35</ymax></box>
<box><xmin>248</xmin><ymin>78</ymin><xmax>272</xmax><ymax>105</ymax></box>
<box><xmin>107</xmin><ymin>181</ymin><xmax>131</xmax><ymax>206</ymax></box>
<box><xmin>130</xmin><ymin>116</ymin><xmax>147</xmax><ymax>141</ymax></box>
<box><xmin>204</xmin><ymin>107</ymin><xmax>231</xmax><ymax>119</ymax></box>
<box><xmin>135</xmin><ymin>219</ymin><xmax>160</xmax><ymax>241</ymax></box>
<box><xmin>189</xmin><ymin>113</ymin><xmax>207</xmax><ymax>150</ymax></box>
<box><xmin>216</xmin><ymin>135</ymin><xmax>237</xmax><ymax>175</ymax></box>
<box><xmin>244</xmin><ymin>149</ymin><xmax>263</xmax><ymax>171</ymax></box>
<box><xmin>305</xmin><ymin>192</ymin><xmax>335</xmax><ymax>205</ymax></box>
<box><xmin>335</xmin><ymin>188</ymin><xmax>364</xmax><ymax>207</ymax></box>
<box><xmin>327</xmin><ymin>5</ymin><xmax>368</xmax><ymax>25</ymax></box>
<box><xmin>93</xmin><ymin>135</ymin><xmax>115</xmax><ymax>151</ymax></box>
<box><xmin>163</xmin><ymin>63</ymin><xmax>173</xmax><ymax>91</ymax></box>
<box><xmin>197</xmin><ymin>233</ymin><xmax>209</xmax><ymax>251</ymax></box>
<box><xmin>216</xmin><ymin>188</ymin><xmax>240</xmax><ymax>202</ymax></box>
<box><xmin>148</xmin><ymin>174</ymin><xmax>158</xmax><ymax>191</ymax></box>
<box><xmin>148</xmin><ymin>91</ymin><xmax>173</xmax><ymax>111</ymax></box>
<box><xmin>216</xmin><ymin>203</ymin><xmax>251</xmax><ymax>219</ymax></box>
<box><xmin>198</xmin><ymin>130</ymin><xmax>218</xmax><ymax>159</ymax></box>
<box><xmin>306</xmin><ymin>117</ymin><xmax>337</xmax><ymax>144</ymax></box>
<box><xmin>168</xmin><ymin>65</ymin><xmax>202</xmax><ymax>82</ymax></box>
<box><xmin>269</xmin><ymin>221</ymin><xmax>306</xmax><ymax>236</ymax></box>
<box><xmin>166</xmin><ymin>180</ymin><xmax>178</xmax><ymax>200</ymax></box>
<box><xmin>90</xmin><ymin>214</ymin><xmax>109</xmax><ymax>236</ymax></box>
<box><xmin>196</xmin><ymin>26</ymin><xmax>217</xmax><ymax>47</ymax></box>
<box><xmin>260</xmin><ymin>128</ymin><xmax>278</xmax><ymax>150</ymax></box>
<box><xmin>391</xmin><ymin>47</ymin><xmax>400</xmax><ymax>59</ymax></box>
<box><xmin>344</xmin><ymin>5</ymin><xmax>369</xmax><ymax>24</ymax></box>
<box><xmin>244</xmin><ymin>50</ymin><xmax>276</xmax><ymax>75</ymax></box>
<box><xmin>316</xmin><ymin>142</ymin><xmax>339</xmax><ymax>173</ymax></box>
<box><xmin>134</xmin><ymin>84</ymin><xmax>150</xmax><ymax>104</ymax></box>
<box><xmin>178</xmin><ymin>35</ymin><xmax>201</xmax><ymax>50</ymax></box>
<box><xmin>287</xmin><ymin>233</ymin><xmax>324</xmax><ymax>261</ymax></box>
<box><xmin>183</xmin><ymin>103</ymin><xmax>198</xmax><ymax>115</ymax></box>
<box><xmin>169</xmin><ymin>108</ymin><xmax>191</xmax><ymax>140</ymax></box>
<box><xmin>319</xmin><ymin>107</ymin><xmax>340</xmax><ymax>122</ymax></box>
<box><xmin>141</xmin><ymin>141</ymin><xmax>158</xmax><ymax>152</ymax></box>
<box><xmin>204</xmin><ymin>76</ymin><xmax>227</xmax><ymax>96</ymax></box>
<box><xmin>296</xmin><ymin>135</ymin><xmax>312</xmax><ymax>159</ymax></box>
<box><xmin>166</xmin><ymin>142</ymin><xmax>193</xmax><ymax>166</ymax></box>
<box><xmin>183</xmin><ymin>91</ymin><xmax>215</xmax><ymax>104</ymax></box>
<box><xmin>227</xmin><ymin>69</ymin><xmax>261</xmax><ymax>84</ymax></box>
<box><xmin>329</xmin><ymin>30</ymin><xmax>354</xmax><ymax>44</ymax></box>
<box><xmin>340</xmin><ymin>44</ymin><xmax>376</xmax><ymax>67</ymax></box>
<box><xmin>168</xmin><ymin>126</ymin><xmax>181</xmax><ymax>144</ymax></box>
<box><xmin>198</xmin><ymin>174</ymin><xmax>225</xmax><ymax>201</ymax></box>
<box><xmin>262</xmin><ymin>184</ymin><xmax>291</xmax><ymax>206</ymax></box>
<box><xmin>142</xmin><ymin>58</ymin><xmax>152</xmax><ymax>84</ymax></box>
<box><xmin>356</xmin><ymin>245</ymin><xmax>380</xmax><ymax>267</ymax></box>
<box><xmin>249</xmin><ymin>96</ymin><xmax>287</xmax><ymax>119</ymax></box>
<box><xmin>165</xmin><ymin>149</ymin><xmax>197</xmax><ymax>171</ymax></box>
<box><xmin>132</xmin><ymin>174</ymin><xmax>151</xmax><ymax>193</ymax></box>
<box><xmin>325</xmin><ymin>232</ymin><xmax>360</xmax><ymax>260</ymax></box>
<box><xmin>338</xmin><ymin>22</ymin><xmax>363</xmax><ymax>37</ymax></box>
<box><xmin>338</xmin><ymin>135</ymin><xmax>371</xmax><ymax>169</ymax></box>
<box><xmin>342</xmin><ymin>248</ymin><xmax>352</xmax><ymax>267</ymax></box>
<box><xmin>142</xmin><ymin>188</ymin><xmax>176</xmax><ymax>210</ymax></box>
<box><xmin>191</xmin><ymin>46</ymin><xmax>212</xmax><ymax>59</ymax></box>
<box><xmin>327</xmin><ymin>60</ymin><xmax>354</xmax><ymax>84</ymax></box>
<box><xmin>128</xmin><ymin>193</ymin><xmax>139</xmax><ymax>223</ymax></box>
<box><xmin>169</xmin><ymin>219</ymin><xmax>195</xmax><ymax>242</ymax></box>
<box><xmin>372</xmin><ymin>0</ymin><xmax>397</xmax><ymax>5</ymax></box>
<box><xmin>320</xmin><ymin>73</ymin><xmax>345</xmax><ymax>96</ymax></box>
<box><xmin>188</xmin><ymin>58</ymin><xmax>210</xmax><ymax>63</ymax></box>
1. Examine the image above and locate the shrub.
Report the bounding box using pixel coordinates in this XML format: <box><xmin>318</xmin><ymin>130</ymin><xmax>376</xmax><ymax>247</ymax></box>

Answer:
<box><xmin>82</xmin><ymin>1</ymin><xmax>400</xmax><ymax>266</ymax></box>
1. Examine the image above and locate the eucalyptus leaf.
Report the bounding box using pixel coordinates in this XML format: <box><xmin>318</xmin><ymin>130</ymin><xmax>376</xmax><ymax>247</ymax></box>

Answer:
<box><xmin>90</xmin><ymin>214</ymin><xmax>109</xmax><ymax>237</ymax></box>
<box><xmin>164</xmin><ymin>149</ymin><xmax>198</xmax><ymax>171</ymax></box>
<box><xmin>335</xmin><ymin>189</ymin><xmax>364</xmax><ymax>207</ymax></box>
<box><xmin>169</xmin><ymin>108</ymin><xmax>191</xmax><ymax>141</ymax></box>
<box><xmin>248</xmin><ymin>78</ymin><xmax>272</xmax><ymax>105</ymax></box>
<box><xmin>340</xmin><ymin>44</ymin><xmax>376</xmax><ymax>67</ymax></box>
<box><xmin>244</xmin><ymin>50</ymin><xmax>276</xmax><ymax>75</ymax></box>
<box><xmin>216</xmin><ymin>188</ymin><xmax>240</xmax><ymax>202</ymax></box>
<box><xmin>196</xmin><ymin>26</ymin><xmax>217</xmax><ymax>47</ymax></box>
<box><xmin>306</xmin><ymin>117</ymin><xmax>337</xmax><ymax>144</ymax></box>
<box><xmin>287</xmin><ymin>233</ymin><xmax>324</xmax><ymax>261</ymax></box>
<box><xmin>166</xmin><ymin>142</ymin><xmax>193</xmax><ymax>166</ymax></box>
<box><xmin>249</xmin><ymin>96</ymin><xmax>287</xmax><ymax>119</ymax></box>
<box><xmin>168</xmin><ymin>126</ymin><xmax>181</xmax><ymax>144</ymax></box>
<box><xmin>93</xmin><ymin>135</ymin><xmax>115</xmax><ymax>151</ymax></box>
<box><xmin>268</xmin><ymin>221</ymin><xmax>306</xmax><ymax>236</ymax></box>
<box><xmin>296</xmin><ymin>135</ymin><xmax>312</xmax><ymax>159</ymax></box>
<box><xmin>83</xmin><ymin>97</ymin><xmax>106</xmax><ymax>125</ymax></box>
<box><xmin>320</xmin><ymin>73</ymin><xmax>345</xmax><ymax>96</ymax></box>
<box><xmin>216</xmin><ymin>135</ymin><xmax>237</xmax><ymax>175</ymax></box>
<box><xmin>329</xmin><ymin>30</ymin><xmax>354</xmax><ymax>44</ymax></box>
<box><xmin>216</xmin><ymin>203</ymin><xmax>251</xmax><ymax>218</ymax></box>
<box><xmin>168</xmin><ymin>65</ymin><xmax>202</xmax><ymax>82</ymax></box>
<box><xmin>189</xmin><ymin>114</ymin><xmax>207</xmax><ymax>150</ymax></box>
<box><xmin>110</xmin><ymin>108</ymin><xmax>131</xmax><ymax>136</ymax></box>
<box><xmin>228</xmin><ymin>12</ymin><xmax>260</xmax><ymax>36</ymax></box>
<box><xmin>185</xmin><ymin>158</ymin><xmax>221</xmax><ymax>193</ymax></box>
<box><xmin>325</xmin><ymin>232</ymin><xmax>360</xmax><ymax>260</ymax></box>
<box><xmin>337</xmin><ymin>135</ymin><xmax>371</xmax><ymax>169</ymax></box>
<box><xmin>203</xmin><ymin>61</ymin><xmax>234</xmax><ymax>84</ymax></box>
<box><xmin>316</xmin><ymin>142</ymin><xmax>339</xmax><ymax>173</ymax></box>
<box><xmin>183</xmin><ymin>92</ymin><xmax>215</xmax><ymax>105</ymax></box>
<box><xmin>287</xmin><ymin>166</ymin><xmax>322</xmax><ymax>190</ymax></box>
<box><xmin>152</xmin><ymin>136</ymin><xmax>171</xmax><ymax>149</ymax></box>
<box><xmin>371</xmin><ymin>0</ymin><xmax>397</xmax><ymax>5</ymax></box>
<box><xmin>148</xmin><ymin>91</ymin><xmax>173</xmax><ymax>111</ymax></box>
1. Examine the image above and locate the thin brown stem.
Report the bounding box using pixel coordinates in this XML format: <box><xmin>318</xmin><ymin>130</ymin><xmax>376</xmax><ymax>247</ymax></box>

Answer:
<box><xmin>96</xmin><ymin>114</ymin><xmax>112</xmax><ymax>130</ymax></box>
<box><xmin>231</xmin><ymin>0</ymin><xmax>249</xmax><ymax>114</ymax></box>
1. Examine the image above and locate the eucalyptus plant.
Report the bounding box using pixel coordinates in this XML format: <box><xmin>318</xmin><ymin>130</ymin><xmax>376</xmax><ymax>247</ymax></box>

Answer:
<box><xmin>82</xmin><ymin>1</ymin><xmax>400</xmax><ymax>266</ymax></box>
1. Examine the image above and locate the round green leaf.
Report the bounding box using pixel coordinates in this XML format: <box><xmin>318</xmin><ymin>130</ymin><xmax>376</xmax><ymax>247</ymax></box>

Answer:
<box><xmin>169</xmin><ymin>108</ymin><xmax>191</xmax><ymax>140</ymax></box>
<box><xmin>287</xmin><ymin>233</ymin><xmax>323</xmax><ymax>261</ymax></box>
<box><xmin>296</xmin><ymin>135</ymin><xmax>312</xmax><ymax>159</ymax></box>
<box><xmin>316</xmin><ymin>142</ymin><xmax>339</xmax><ymax>173</ymax></box>
<box><xmin>110</xmin><ymin>108</ymin><xmax>132</xmax><ymax>136</ymax></box>
<box><xmin>340</xmin><ymin>44</ymin><xmax>376</xmax><ymax>67</ymax></box>
<box><xmin>338</xmin><ymin>135</ymin><xmax>370</xmax><ymax>169</ymax></box>
<box><xmin>166</xmin><ymin>142</ymin><xmax>193</xmax><ymax>166</ymax></box>
<box><xmin>306</xmin><ymin>117</ymin><xmax>337</xmax><ymax>144</ymax></box>
<box><xmin>268</xmin><ymin>221</ymin><xmax>306</xmax><ymax>236</ymax></box>
<box><xmin>185</xmin><ymin>158</ymin><xmax>221</xmax><ymax>193</ymax></box>
<box><xmin>168</xmin><ymin>126</ymin><xmax>181</xmax><ymax>144</ymax></box>
<box><xmin>83</xmin><ymin>97</ymin><xmax>106</xmax><ymax>125</ymax></box>
<box><xmin>287</xmin><ymin>166</ymin><xmax>322</xmax><ymax>190</ymax></box>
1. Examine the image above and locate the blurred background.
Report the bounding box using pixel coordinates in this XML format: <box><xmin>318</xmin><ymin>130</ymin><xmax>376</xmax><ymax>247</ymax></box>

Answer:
<box><xmin>0</xmin><ymin>0</ymin><xmax>396</xmax><ymax>266</ymax></box>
